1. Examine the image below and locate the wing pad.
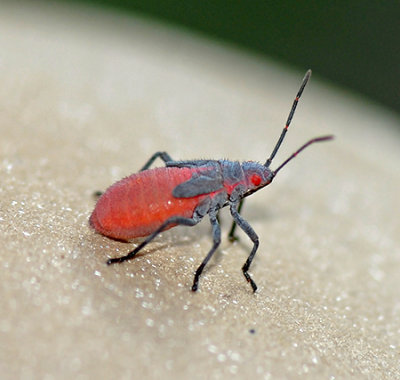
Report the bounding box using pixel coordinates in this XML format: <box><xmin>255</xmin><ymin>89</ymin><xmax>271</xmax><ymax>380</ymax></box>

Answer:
<box><xmin>173</xmin><ymin>172</ymin><xmax>224</xmax><ymax>198</ymax></box>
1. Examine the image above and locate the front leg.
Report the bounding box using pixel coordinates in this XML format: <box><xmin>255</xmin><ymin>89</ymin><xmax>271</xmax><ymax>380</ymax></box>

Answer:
<box><xmin>229</xmin><ymin>200</ymin><xmax>259</xmax><ymax>292</ymax></box>
<box><xmin>228</xmin><ymin>199</ymin><xmax>245</xmax><ymax>241</ymax></box>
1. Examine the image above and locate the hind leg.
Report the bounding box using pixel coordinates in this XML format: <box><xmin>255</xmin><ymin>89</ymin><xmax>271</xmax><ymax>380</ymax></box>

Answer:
<box><xmin>107</xmin><ymin>215</ymin><xmax>201</xmax><ymax>265</ymax></box>
<box><xmin>139</xmin><ymin>151</ymin><xmax>174</xmax><ymax>171</ymax></box>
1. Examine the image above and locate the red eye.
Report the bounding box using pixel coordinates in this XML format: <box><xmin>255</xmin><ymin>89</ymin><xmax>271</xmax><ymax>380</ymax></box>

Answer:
<box><xmin>251</xmin><ymin>174</ymin><xmax>262</xmax><ymax>186</ymax></box>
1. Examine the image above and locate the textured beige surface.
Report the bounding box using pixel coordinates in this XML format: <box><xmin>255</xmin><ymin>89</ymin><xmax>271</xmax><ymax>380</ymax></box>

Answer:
<box><xmin>1</xmin><ymin>2</ymin><xmax>400</xmax><ymax>379</ymax></box>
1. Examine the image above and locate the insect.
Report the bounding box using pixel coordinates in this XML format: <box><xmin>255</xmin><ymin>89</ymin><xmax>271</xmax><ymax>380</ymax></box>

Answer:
<box><xmin>90</xmin><ymin>70</ymin><xmax>333</xmax><ymax>292</ymax></box>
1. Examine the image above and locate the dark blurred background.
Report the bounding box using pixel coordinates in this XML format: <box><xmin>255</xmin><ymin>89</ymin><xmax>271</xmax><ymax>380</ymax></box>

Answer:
<box><xmin>66</xmin><ymin>0</ymin><xmax>399</xmax><ymax>115</ymax></box>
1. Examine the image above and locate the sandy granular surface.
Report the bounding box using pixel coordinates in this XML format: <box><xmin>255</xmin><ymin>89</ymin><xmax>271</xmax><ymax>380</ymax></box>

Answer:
<box><xmin>1</xmin><ymin>2</ymin><xmax>400</xmax><ymax>379</ymax></box>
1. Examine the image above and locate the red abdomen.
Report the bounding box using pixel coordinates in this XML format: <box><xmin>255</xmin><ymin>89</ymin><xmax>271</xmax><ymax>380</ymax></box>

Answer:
<box><xmin>90</xmin><ymin>167</ymin><xmax>207</xmax><ymax>241</ymax></box>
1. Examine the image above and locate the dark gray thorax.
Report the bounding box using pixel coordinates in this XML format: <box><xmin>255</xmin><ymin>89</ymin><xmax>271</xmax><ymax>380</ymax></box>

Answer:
<box><xmin>218</xmin><ymin>160</ymin><xmax>245</xmax><ymax>184</ymax></box>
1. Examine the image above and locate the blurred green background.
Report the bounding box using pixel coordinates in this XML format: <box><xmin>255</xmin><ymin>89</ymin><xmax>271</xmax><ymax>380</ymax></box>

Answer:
<box><xmin>67</xmin><ymin>0</ymin><xmax>399</xmax><ymax>115</ymax></box>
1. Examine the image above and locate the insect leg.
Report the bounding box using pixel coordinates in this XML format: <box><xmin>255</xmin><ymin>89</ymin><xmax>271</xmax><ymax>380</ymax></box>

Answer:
<box><xmin>94</xmin><ymin>152</ymin><xmax>175</xmax><ymax>199</ymax></box>
<box><xmin>107</xmin><ymin>215</ymin><xmax>200</xmax><ymax>265</ymax></box>
<box><xmin>229</xmin><ymin>201</ymin><xmax>259</xmax><ymax>292</ymax></box>
<box><xmin>227</xmin><ymin>199</ymin><xmax>245</xmax><ymax>241</ymax></box>
<box><xmin>192</xmin><ymin>209</ymin><xmax>221</xmax><ymax>291</ymax></box>
<box><xmin>139</xmin><ymin>151</ymin><xmax>174</xmax><ymax>171</ymax></box>
<box><xmin>166</xmin><ymin>160</ymin><xmax>218</xmax><ymax>168</ymax></box>
<box><xmin>93</xmin><ymin>190</ymin><xmax>103</xmax><ymax>199</ymax></box>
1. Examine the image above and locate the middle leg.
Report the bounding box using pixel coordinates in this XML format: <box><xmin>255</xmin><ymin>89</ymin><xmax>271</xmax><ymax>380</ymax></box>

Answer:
<box><xmin>192</xmin><ymin>209</ymin><xmax>221</xmax><ymax>291</ymax></box>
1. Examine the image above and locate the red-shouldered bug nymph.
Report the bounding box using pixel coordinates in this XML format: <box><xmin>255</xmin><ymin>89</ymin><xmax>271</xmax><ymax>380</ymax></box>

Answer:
<box><xmin>90</xmin><ymin>70</ymin><xmax>333</xmax><ymax>292</ymax></box>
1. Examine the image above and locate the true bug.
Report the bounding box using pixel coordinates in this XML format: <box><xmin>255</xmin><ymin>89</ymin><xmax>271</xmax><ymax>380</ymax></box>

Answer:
<box><xmin>90</xmin><ymin>70</ymin><xmax>333</xmax><ymax>292</ymax></box>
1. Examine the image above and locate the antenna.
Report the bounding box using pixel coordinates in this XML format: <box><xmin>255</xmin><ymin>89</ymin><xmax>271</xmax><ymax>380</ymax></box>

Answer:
<box><xmin>273</xmin><ymin>135</ymin><xmax>334</xmax><ymax>175</ymax></box>
<box><xmin>265</xmin><ymin>70</ymin><xmax>312</xmax><ymax>167</ymax></box>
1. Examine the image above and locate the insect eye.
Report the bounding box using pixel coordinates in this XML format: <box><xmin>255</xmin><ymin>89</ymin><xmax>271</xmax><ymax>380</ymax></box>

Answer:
<box><xmin>251</xmin><ymin>174</ymin><xmax>262</xmax><ymax>186</ymax></box>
